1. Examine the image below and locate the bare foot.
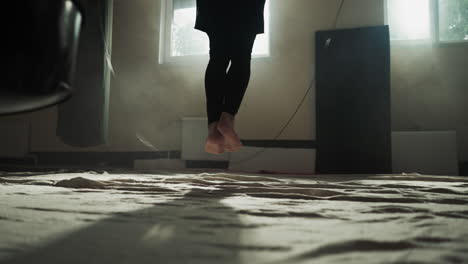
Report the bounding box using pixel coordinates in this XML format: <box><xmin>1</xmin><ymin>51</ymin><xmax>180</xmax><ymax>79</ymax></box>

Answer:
<box><xmin>217</xmin><ymin>112</ymin><xmax>243</xmax><ymax>152</ymax></box>
<box><xmin>205</xmin><ymin>122</ymin><xmax>225</xmax><ymax>155</ymax></box>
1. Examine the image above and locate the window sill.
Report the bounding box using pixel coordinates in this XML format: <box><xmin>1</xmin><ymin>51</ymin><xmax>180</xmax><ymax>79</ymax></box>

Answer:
<box><xmin>437</xmin><ymin>40</ymin><xmax>468</xmax><ymax>47</ymax></box>
<box><xmin>159</xmin><ymin>55</ymin><xmax>209</xmax><ymax>66</ymax></box>
<box><xmin>390</xmin><ymin>39</ymin><xmax>468</xmax><ymax>48</ymax></box>
<box><xmin>159</xmin><ymin>53</ymin><xmax>272</xmax><ymax>65</ymax></box>
<box><xmin>390</xmin><ymin>39</ymin><xmax>435</xmax><ymax>47</ymax></box>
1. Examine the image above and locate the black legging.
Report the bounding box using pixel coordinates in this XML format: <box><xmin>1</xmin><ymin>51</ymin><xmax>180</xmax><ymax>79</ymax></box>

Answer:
<box><xmin>205</xmin><ymin>32</ymin><xmax>257</xmax><ymax>125</ymax></box>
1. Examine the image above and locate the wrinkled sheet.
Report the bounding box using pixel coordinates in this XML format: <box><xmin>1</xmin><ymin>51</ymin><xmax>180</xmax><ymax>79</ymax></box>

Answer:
<box><xmin>0</xmin><ymin>170</ymin><xmax>467</xmax><ymax>264</ymax></box>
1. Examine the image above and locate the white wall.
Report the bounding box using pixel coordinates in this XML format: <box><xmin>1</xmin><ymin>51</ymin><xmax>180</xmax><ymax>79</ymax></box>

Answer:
<box><xmin>2</xmin><ymin>0</ymin><xmax>382</xmax><ymax>154</ymax></box>
<box><xmin>391</xmin><ymin>43</ymin><xmax>468</xmax><ymax>161</ymax></box>
<box><xmin>4</xmin><ymin>0</ymin><xmax>466</xmax><ymax>167</ymax></box>
<box><xmin>0</xmin><ymin>0</ymin><xmax>384</xmax><ymax>155</ymax></box>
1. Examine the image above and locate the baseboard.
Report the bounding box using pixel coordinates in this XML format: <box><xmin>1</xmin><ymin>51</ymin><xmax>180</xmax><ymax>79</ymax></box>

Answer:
<box><xmin>242</xmin><ymin>140</ymin><xmax>316</xmax><ymax>148</ymax></box>
<box><xmin>2</xmin><ymin>144</ymin><xmax>466</xmax><ymax>176</ymax></box>
<box><xmin>29</xmin><ymin>151</ymin><xmax>182</xmax><ymax>168</ymax></box>
<box><xmin>17</xmin><ymin>141</ymin><xmax>315</xmax><ymax>168</ymax></box>
<box><xmin>0</xmin><ymin>156</ymin><xmax>37</xmax><ymax>166</ymax></box>
<box><xmin>185</xmin><ymin>160</ymin><xmax>229</xmax><ymax>169</ymax></box>
<box><xmin>2</xmin><ymin>154</ymin><xmax>467</xmax><ymax>176</ymax></box>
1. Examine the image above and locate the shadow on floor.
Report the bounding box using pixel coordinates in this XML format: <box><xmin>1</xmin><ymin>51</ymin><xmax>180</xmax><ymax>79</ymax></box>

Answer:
<box><xmin>1</xmin><ymin>188</ymin><xmax>249</xmax><ymax>264</ymax></box>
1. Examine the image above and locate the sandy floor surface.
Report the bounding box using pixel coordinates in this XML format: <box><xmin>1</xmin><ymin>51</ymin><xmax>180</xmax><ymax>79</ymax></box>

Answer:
<box><xmin>0</xmin><ymin>170</ymin><xmax>467</xmax><ymax>264</ymax></box>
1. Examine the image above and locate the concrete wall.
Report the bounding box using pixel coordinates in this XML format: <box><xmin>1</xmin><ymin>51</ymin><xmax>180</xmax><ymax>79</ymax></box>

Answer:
<box><xmin>4</xmin><ymin>0</ymin><xmax>468</xmax><ymax>164</ymax></box>
<box><xmin>391</xmin><ymin>43</ymin><xmax>468</xmax><ymax>161</ymax></box>
<box><xmin>1</xmin><ymin>0</ymin><xmax>384</xmax><ymax>153</ymax></box>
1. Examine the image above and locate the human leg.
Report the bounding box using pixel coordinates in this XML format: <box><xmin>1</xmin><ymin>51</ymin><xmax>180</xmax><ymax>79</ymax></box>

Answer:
<box><xmin>204</xmin><ymin>32</ymin><xmax>230</xmax><ymax>154</ymax></box>
<box><xmin>204</xmin><ymin>33</ymin><xmax>230</xmax><ymax>126</ymax></box>
<box><xmin>223</xmin><ymin>33</ymin><xmax>257</xmax><ymax>117</ymax></box>
<box><xmin>217</xmin><ymin>33</ymin><xmax>257</xmax><ymax>152</ymax></box>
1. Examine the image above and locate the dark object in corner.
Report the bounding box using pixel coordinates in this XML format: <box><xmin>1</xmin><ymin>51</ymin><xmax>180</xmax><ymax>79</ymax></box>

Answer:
<box><xmin>315</xmin><ymin>26</ymin><xmax>392</xmax><ymax>174</ymax></box>
<box><xmin>1</xmin><ymin>0</ymin><xmax>83</xmax><ymax>115</ymax></box>
<box><xmin>56</xmin><ymin>0</ymin><xmax>113</xmax><ymax>147</ymax></box>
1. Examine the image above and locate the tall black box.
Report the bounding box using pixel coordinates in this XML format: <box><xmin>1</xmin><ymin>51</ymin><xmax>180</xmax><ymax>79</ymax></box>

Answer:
<box><xmin>315</xmin><ymin>26</ymin><xmax>392</xmax><ymax>174</ymax></box>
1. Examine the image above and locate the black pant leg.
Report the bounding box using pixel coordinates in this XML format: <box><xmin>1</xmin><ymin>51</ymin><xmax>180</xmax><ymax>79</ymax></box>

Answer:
<box><xmin>223</xmin><ymin>33</ymin><xmax>257</xmax><ymax>117</ymax></box>
<box><xmin>205</xmin><ymin>33</ymin><xmax>230</xmax><ymax>125</ymax></box>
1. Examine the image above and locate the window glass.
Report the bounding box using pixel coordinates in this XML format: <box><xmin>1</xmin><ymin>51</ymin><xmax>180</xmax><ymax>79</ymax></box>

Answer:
<box><xmin>170</xmin><ymin>0</ymin><xmax>270</xmax><ymax>57</ymax></box>
<box><xmin>439</xmin><ymin>0</ymin><xmax>468</xmax><ymax>42</ymax></box>
<box><xmin>387</xmin><ymin>0</ymin><xmax>432</xmax><ymax>41</ymax></box>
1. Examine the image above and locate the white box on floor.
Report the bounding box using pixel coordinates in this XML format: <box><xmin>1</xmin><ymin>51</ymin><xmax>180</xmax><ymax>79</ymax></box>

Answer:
<box><xmin>228</xmin><ymin>147</ymin><xmax>315</xmax><ymax>174</ymax></box>
<box><xmin>181</xmin><ymin>117</ymin><xmax>230</xmax><ymax>161</ymax></box>
<box><xmin>392</xmin><ymin>131</ymin><xmax>458</xmax><ymax>176</ymax></box>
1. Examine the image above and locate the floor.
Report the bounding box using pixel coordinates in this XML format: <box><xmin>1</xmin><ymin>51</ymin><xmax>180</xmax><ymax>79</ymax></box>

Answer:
<box><xmin>0</xmin><ymin>169</ymin><xmax>467</xmax><ymax>264</ymax></box>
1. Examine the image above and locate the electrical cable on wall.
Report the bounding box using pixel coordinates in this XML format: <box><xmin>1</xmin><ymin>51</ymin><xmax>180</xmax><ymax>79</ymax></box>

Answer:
<box><xmin>229</xmin><ymin>0</ymin><xmax>346</xmax><ymax>166</ymax></box>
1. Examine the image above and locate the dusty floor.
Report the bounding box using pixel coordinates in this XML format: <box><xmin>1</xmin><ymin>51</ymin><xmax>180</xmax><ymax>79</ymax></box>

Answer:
<box><xmin>0</xmin><ymin>169</ymin><xmax>467</xmax><ymax>264</ymax></box>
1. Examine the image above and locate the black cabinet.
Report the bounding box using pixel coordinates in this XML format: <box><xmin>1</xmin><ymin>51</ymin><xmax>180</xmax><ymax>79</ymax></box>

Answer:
<box><xmin>315</xmin><ymin>26</ymin><xmax>392</xmax><ymax>174</ymax></box>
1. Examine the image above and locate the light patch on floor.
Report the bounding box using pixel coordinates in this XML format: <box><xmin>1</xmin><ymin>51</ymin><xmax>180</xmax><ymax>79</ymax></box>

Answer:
<box><xmin>0</xmin><ymin>170</ymin><xmax>467</xmax><ymax>264</ymax></box>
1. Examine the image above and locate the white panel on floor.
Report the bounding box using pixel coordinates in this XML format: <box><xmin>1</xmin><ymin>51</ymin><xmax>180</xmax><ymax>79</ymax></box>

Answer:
<box><xmin>228</xmin><ymin>147</ymin><xmax>315</xmax><ymax>174</ymax></box>
<box><xmin>392</xmin><ymin>131</ymin><xmax>459</xmax><ymax>176</ymax></box>
<box><xmin>0</xmin><ymin>119</ymin><xmax>30</xmax><ymax>157</ymax></box>
<box><xmin>134</xmin><ymin>159</ymin><xmax>186</xmax><ymax>170</ymax></box>
<box><xmin>181</xmin><ymin>117</ymin><xmax>230</xmax><ymax>161</ymax></box>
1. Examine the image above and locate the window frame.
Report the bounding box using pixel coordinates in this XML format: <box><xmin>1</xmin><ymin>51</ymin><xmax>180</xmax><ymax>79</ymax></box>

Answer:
<box><xmin>159</xmin><ymin>0</ymin><xmax>271</xmax><ymax>64</ymax></box>
<box><xmin>384</xmin><ymin>0</ymin><xmax>468</xmax><ymax>46</ymax></box>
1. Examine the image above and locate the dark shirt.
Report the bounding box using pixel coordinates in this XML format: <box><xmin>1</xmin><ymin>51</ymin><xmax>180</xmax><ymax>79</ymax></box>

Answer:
<box><xmin>194</xmin><ymin>0</ymin><xmax>266</xmax><ymax>35</ymax></box>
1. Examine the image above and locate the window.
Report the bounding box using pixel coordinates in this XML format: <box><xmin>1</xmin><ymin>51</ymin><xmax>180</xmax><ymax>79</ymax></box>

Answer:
<box><xmin>386</xmin><ymin>0</ymin><xmax>432</xmax><ymax>41</ymax></box>
<box><xmin>160</xmin><ymin>0</ymin><xmax>270</xmax><ymax>63</ymax></box>
<box><xmin>439</xmin><ymin>0</ymin><xmax>468</xmax><ymax>42</ymax></box>
<box><xmin>385</xmin><ymin>0</ymin><xmax>468</xmax><ymax>43</ymax></box>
